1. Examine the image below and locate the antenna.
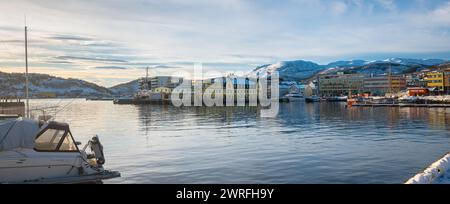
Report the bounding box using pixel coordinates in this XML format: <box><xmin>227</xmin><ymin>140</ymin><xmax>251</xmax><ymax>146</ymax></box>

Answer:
<box><xmin>25</xmin><ymin>21</ymin><xmax>30</xmax><ymax>118</ymax></box>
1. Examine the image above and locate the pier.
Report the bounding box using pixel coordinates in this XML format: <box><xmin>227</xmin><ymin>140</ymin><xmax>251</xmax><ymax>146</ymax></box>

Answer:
<box><xmin>352</xmin><ymin>103</ymin><xmax>450</xmax><ymax>108</ymax></box>
<box><xmin>113</xmin><ymin>98</ymin><xmax>171</xmax><ymax>105</ymax></box>
<box><xmin>0</xmin><ymin>98</ymin><xmax>25</xmax><ymax>118</ymax></box>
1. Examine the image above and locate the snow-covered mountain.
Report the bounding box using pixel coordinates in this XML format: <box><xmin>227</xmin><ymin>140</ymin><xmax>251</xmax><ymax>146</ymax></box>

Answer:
<box><xmin>109</xmin><ymin>79</ymin><xmax>140</xmax><ymax>97</ymax></box>
<box><xmin>325</xmin><ymin>60</ymin><xmax>369</xmax><ymax>68</ymax></box>
<box><xmin>250</xmin><ymin>60</ymin><xmax>324</xmax><ymax>80</ymax></box>
<box><xmin>0</xmin><ymin>71</ymin><xmax>112</xmax><ymax>97</ymax></box>
<box><xmin>377</xmin><ymin>58</ymin><xmax>447</xmax><ymax>66</ymax></box>
<box><xmin>249</xmin><ymin>58</ymin><xmax>449</xmax><ymax>81</ymax></box>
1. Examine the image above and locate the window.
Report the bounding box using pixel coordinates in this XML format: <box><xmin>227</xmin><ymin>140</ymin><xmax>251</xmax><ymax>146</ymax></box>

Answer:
<box><xmin>34</xmin><ymin>128</ymin><xmax>78</xmax><ymax>152</ymax></box>
<box><xmin>35</xmin><ymin>129</ymin><xmax>65</xmax><ymax>151</ymax></box>
<box><xmin>59</xmin><ymin>132</ymin><xmax>77</xmax><ymax>151</ymax></box>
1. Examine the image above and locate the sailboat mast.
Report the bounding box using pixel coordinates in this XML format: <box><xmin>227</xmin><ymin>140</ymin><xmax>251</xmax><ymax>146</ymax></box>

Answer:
<box><xmin>388</xmin><ymin>63</ymin><xmax>392</xmax><ymax>96</ymax></box>
<box><xmin>25</xmin><ymin>26</ymin><xmax>29</xmax><ymax>118</ymax></box>
<box><xmin>145</xmin><ymin>66</ymin><xmax>149</xmax><ymax>90</ymax></box>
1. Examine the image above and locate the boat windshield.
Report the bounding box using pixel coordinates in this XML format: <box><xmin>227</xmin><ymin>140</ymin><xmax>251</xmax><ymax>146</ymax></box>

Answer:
<box><xmin>34</xmin><ymin>123</ymin><xmax>79</xmax><ymax>152</ymax></box>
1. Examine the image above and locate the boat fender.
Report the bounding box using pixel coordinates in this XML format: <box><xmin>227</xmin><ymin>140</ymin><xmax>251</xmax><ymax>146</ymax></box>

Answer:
<box><xmin>90</xmin><ymin>135</ymin><xmax>105</xmax><ymax>165</ymax></box>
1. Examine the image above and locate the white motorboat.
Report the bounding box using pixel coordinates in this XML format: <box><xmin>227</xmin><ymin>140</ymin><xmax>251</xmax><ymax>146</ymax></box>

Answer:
<box><xmin>0</xmin><ymin>25</ymin><xmax>120</xmax><ymax>184</ymax></box>
<box><xmin>0</xmin><ymin>118</ymin><xmax>120</xmax><ymax>184</ymax></box>
<box><xmin>305</xmin><ymin>96</ymin><xmax>321</xmax><ymax>103</ymax></box>
<box><xmin>283</xmin><ymin>93</ymin><xmax>305</xmax><ymax>102</ymax></box>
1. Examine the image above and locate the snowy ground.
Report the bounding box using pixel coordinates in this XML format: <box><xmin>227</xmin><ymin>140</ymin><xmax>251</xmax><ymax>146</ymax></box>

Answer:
<box><xmin>406</xmin><ymin>153</ymin><xmax>450</xmax><ymax>184</ymax></box>
<box><xmin>434</xmin><ymin>168</ymin><xmax>450</xmax><ymax>184</ymax></box>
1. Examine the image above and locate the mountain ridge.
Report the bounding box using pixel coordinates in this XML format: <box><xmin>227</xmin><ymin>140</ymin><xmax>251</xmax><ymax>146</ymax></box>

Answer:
<box><xmin>250</xmin><ymin>58</ymin><xmax>448</xmax><ymax>81</ymax></box>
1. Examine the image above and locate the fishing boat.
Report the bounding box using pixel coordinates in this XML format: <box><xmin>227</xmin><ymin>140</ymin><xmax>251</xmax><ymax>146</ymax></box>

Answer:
<box><xmin>0</xmin><ymin>118</ymin><xmax>120</xmax><ymax>184</ymax></box>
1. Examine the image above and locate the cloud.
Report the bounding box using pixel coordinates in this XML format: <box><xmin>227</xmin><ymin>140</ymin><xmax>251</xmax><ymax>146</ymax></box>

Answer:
<box><xmin>47</xmin><ymin>34</ymin><xmax>94</xmax><ymax>41</ymax></box>
<box><xmin>430</xmin><ymin>2</ymin><xmax>450</xmax><ymax>26</ymax></box>
<box><xmin>55</xmin><ymin>56</ymin><xmax>128</xmax><ymax>63</ymax></box>
<box><xmin>153</xmin><ymin>64</ymin><xmax>181</xmax><ymax>69</ymax></box>
<box><xmin>375</xmin><ymin>0</ymin><xmax>397</xmax><ymax>11</ymax></box>
<box><xmin>331</xmin><ymin>1</ymin><xmax>348</xmax><ymax>15</ymax></box>
<box><xmin>94</xmin><ymin>66</ymin><xmax>128</xmax><ymax>70</ymax></box>
<box><xmin>45</xmin><ymin>60</ymin><xmax>73</xmax><ymax>64</ymax></box>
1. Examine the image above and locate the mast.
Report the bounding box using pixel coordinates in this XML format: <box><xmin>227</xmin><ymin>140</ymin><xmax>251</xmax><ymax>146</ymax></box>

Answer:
<box><xmin>25</xmin><ymin>25</ymin><xmax>29</xmax><ymax>118</ymax></box>
<box><xmin>388</xmin><ymin>62</ymin><xmax>392</xmax><ymax>96</ymax></box>
<box><xmin>145</xmin><ymin>66</ymin><xmax>149</xmax><ymax>90</ymax></box>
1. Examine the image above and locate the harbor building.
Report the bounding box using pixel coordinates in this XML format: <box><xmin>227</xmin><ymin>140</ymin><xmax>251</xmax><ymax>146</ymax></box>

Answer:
<box><xmin>205</xmin><ymin>76</ymin><xmax>258</xmax><ymax>99</ymax></box>
<box><xmin>149</xmin><ymin>76</ymin><xmax>183</xmax><ymax>90</ymax></box>
<box><xmin>318</xmin><ymin>72</ymin><xmax>365</xmax><ymax>97</ymax></box>
<box><xmin>406</xmin><ymin>73</ymin><xmax>427</xmax><ymax>88</ymax></box>
<box><xmin>364</xmin><ymin>75</ymin><xmax>407</xmax><ymax>96</ymax></box>
<box><xmin>444</xmin><ymin>68</ymin><xmax>450</xmax><ymax>94</ymax></box>
<box><xmin>407</xmin><ymin>88</ymin><xmax>429</xmax><ymax>96</ymax></box>
<box><xmin>424</xmin><ymin>71</ymin><xmax>445</xmax><ymax>93</ymax></box>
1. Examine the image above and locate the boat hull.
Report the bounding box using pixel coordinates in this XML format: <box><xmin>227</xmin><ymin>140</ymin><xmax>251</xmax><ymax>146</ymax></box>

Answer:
<box><xmin>0</xmin><ymin>149</ymin><xmax>120</xmax><ymax>184</ymax></box>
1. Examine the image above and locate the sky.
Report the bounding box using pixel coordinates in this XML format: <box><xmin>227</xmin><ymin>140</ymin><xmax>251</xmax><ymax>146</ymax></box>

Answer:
<box><xmin>1</xmin><ymin>0</ymin><xmax>450</xmax><ymax>87</ymax></box>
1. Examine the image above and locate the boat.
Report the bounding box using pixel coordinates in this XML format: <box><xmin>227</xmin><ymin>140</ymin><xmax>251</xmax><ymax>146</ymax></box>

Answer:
<box><xmin>406</xmin><ymin>152</ymin><xmax>450</xmax><ymax>184</ymax></box>
<box><xmin>0</xmin><ymin>25</ymin><xmax>120</xmax><ymax>184</ymax></box>
<box><xmin>283</xmin><ymin>93</ymin><xmax>304</xmax><ymax>102</ymax></box>
<box><xmin>113</xmin><ymin>67</ymin><xmax>168</xmax><ymax>105</ymax></box>
<box><xmin>305</xmin><ymin>96</ymin><xmax>321</xmax><ymax>103</ymax></box>
<box><xmin>327</xmin><ymin>96</ymin><xmax>348</xmax><ymax>102</ymax></box>
<box><xmin>0</xmin><ymin>118</ymin><xmax>120</xmax><ymax>184</ymax></box>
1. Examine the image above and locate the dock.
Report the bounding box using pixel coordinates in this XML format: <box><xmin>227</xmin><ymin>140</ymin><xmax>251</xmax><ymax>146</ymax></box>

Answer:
<box><xmin>86</xmin><ymin>97</ymin><xmax>114</xmax><ymax>101</ymax></box>
<box><xmin>113</xmin><ymin>98</ymin><xmax>171</xmax><ymax>105</ymax></box>
<box><xmin>352</xmin><ymin>103</ymin><xmax>450</xmax><ymax>108</ymax></box>
<box><xmin>0</xmin><ymin>99</ymin><xmax>25</xmax><ymax>117</ymax></box>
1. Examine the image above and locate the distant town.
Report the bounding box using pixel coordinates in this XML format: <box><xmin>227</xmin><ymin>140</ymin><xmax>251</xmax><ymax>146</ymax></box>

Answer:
<box><xmin>1</xmin><ymin>59</ymin><xmax>450</xmax><ymax>104</ymax></box>
<box><xmin>113</xmin><ymin>61</ymin><xmax>450</xmax><ymax>105</ymax></box>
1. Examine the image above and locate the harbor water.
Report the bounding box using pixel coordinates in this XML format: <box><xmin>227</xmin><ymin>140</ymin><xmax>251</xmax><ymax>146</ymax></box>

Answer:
<box><xmin>29</xmin><ymin>99</ymin><xmax>450</xmax><ymax>184</ymax></box>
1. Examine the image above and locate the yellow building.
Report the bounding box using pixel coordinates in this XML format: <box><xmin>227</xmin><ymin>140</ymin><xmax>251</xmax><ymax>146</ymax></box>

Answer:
<box><xmin>425</xmin><ymin>71</ymin><xmax>445</xmax><ymax>92</ymax></box>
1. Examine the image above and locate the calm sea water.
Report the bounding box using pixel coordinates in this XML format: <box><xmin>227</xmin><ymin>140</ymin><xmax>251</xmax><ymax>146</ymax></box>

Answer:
<box><xmin>29</xmin><ymin>99</ymin><xmax>450</xmax><ymax>184</ymax></box>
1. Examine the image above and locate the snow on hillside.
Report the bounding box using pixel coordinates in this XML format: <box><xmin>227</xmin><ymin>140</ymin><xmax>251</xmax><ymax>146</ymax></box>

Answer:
<box><xmin>0</xmin><ymin>71</ymin><xmax>111</xmax><ymax>97</ymax></box>
<box><xmin>109</xmin><ymin>79</ymin><xmax>140</xmax><ymax>97</ymax></box>
<box><xmin>325</xmin><ymin>60</ymin><xmax>369</xmax><ymax>68</ymax></box>
<box><xmin>249</xmin><ymin>58</ymin><xmax>449</xmax><ymax>81</ymax></box>
<box><xmin>380</xmin><ymin>58</ymin><xmax>447</xmax><ymax>66</ymax></box>
<box><xmin>250</xmin><ymin>60</ymin><xmax>323</xmax><ymax>80</ymax></box>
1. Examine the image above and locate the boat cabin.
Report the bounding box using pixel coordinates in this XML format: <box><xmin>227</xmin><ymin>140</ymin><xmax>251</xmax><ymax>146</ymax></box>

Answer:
<box><xmin>34</xmin><ymin>121</ymin><xmax>79</xmax><ymax>152</ymax></box>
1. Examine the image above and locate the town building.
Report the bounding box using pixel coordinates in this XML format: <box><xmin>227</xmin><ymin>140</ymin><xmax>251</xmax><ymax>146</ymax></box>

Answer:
<box><xmin>407</xmin><ymin>88</ymin><xmax>429</xmax><ymax>96</ymax></box>
<box><xmin>406</xmin><ymin>73</ymin><xmax>427</xmax><ymax>88</ymax></box>
<box><xmin>444</xmin><ymin>68</ymin><xmax>450</xmax><ymax>94</ymax></box>
<box><xmin>364</xmin><ymin>75</ymin><xmax>407</xmax><ymax>96</ymax></box>
<box><xmin>317</xmin><ymin>72</ymin><xmax>365</xmax><ymax>97</ymax></box>
<box><xmin>149</xmin><ymin>76</ymin><xmax>183</xmax><ymax>90</ymax></box>
<box><xmin>424</xmin><ymin>71</ymin><xmax>445</xmax><ymax>93</ymax></box>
